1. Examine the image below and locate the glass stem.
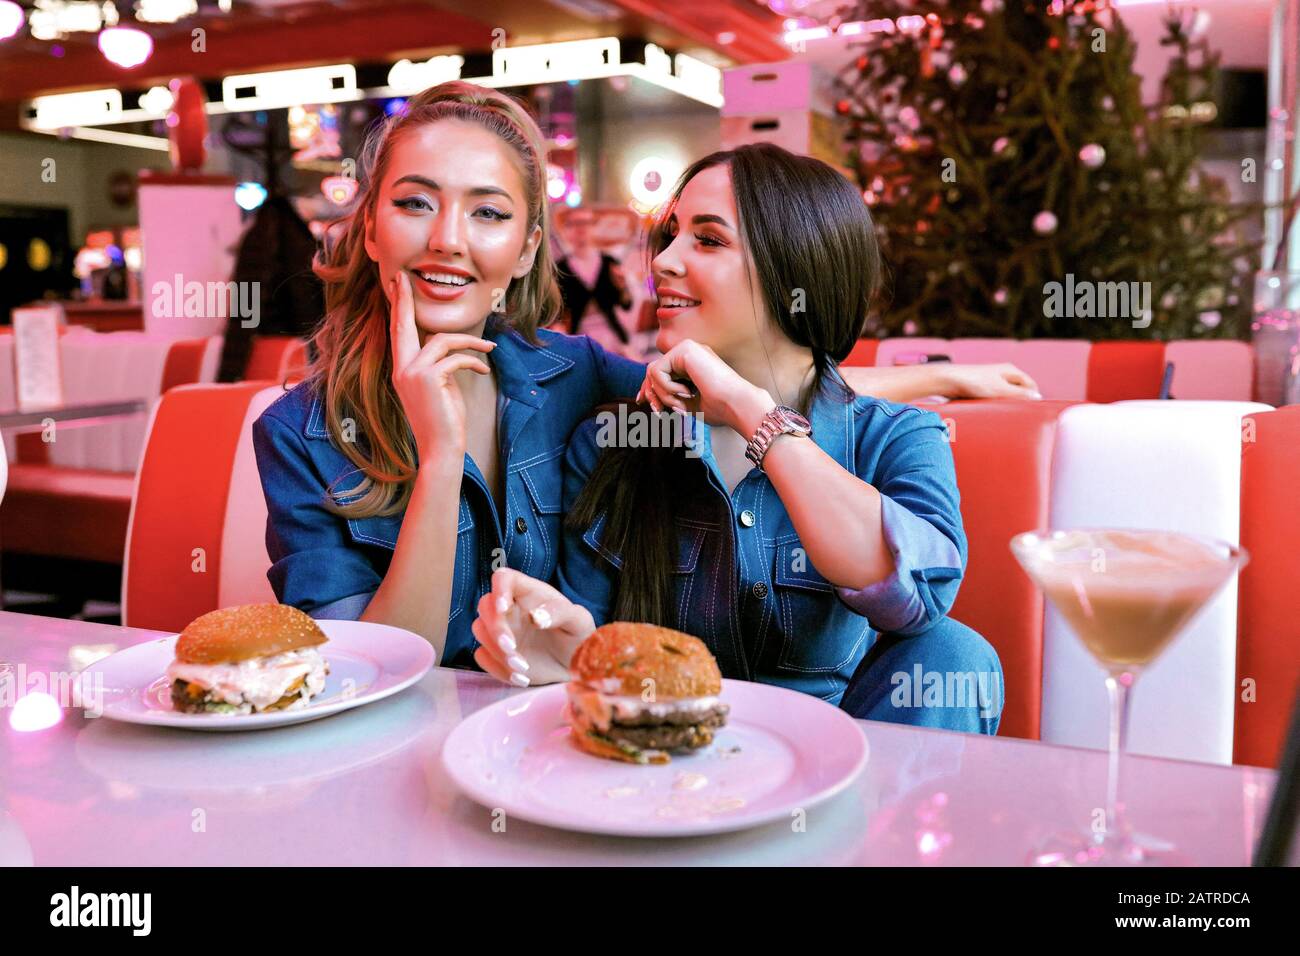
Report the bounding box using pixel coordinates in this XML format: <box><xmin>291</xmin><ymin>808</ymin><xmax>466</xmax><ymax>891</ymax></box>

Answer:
<box><xmin>1104</xmin><ymin>671</ymin><xmax>1135</xmax><ymax>843</ymax></box>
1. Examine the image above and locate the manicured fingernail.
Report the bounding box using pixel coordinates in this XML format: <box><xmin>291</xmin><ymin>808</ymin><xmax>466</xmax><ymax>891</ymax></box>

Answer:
<box><xmin>507</xmin><ymin>655</ymin><xmax>529</xmax><ymax>673</ymax></box>
<box><xmin>510</xmin><ymin>672</ymin><xmax>531</xmax><ymax>687</ymax></box>
<box><xmin>530</xmin><ymin>606</ymin><xmax>553</xmax><ymax>629</ymax></box>
<box><xmin>498</xmin><ymin>633</ymin><xmax>516</xmax><ymax>654</ymax></box>
<box><xmin>496</xmin><ymin>596</ymin><xmax>509</xmax><ymax>614</ymax></box>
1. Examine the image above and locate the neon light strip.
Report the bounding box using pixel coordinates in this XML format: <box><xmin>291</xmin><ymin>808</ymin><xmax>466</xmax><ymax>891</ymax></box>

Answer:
<box><xmin>25</xmin><ymin>88</ymin><xmax>123</xmax><ymax>130</ymax></box>
<box><xmin>19</xmin><ymin>38</ymin><xmax>724</xmax><ymax>130</ymax></box>
<box><xmin>48</xmin><ymin>126</ymin><xmax>170</xmax><ymax>150</ymax></box>
<box><xmin>221</xmin><ymin>64</ymin><xmax>359</xmax><ymax>112</ymax></box>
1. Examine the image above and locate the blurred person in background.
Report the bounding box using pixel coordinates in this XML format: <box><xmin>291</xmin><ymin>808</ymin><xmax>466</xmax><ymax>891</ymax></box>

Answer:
<box><xmin>552</xmin><ymin>206</ymin><xmax>636</xmax><ymax>355</ymax></box>
<box><xmin>217</xmin><ymin>195</ymin><xmax>325</xmax><ymax>382</ymax></box>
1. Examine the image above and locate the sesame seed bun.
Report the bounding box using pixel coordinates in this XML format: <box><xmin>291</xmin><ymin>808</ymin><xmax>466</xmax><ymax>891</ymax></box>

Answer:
<box><xmin>569</xmin><ymin>622</ymin><xmax>721</xmax><ymax>699</ymax></box>
<box><xmin>175</xmin><ymin>604</ymin><xmax>328</xmax><ymax>665</ymax></box>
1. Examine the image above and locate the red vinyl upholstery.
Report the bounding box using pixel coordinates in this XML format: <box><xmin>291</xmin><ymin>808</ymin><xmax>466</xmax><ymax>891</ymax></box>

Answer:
<box><xmin>123</xmin><ymin>382</ymin><xmax>273</xmax><ymax>630</ymax></box>
<box><xmin>916</xmin><ymin>400</ymin><xmax>1076</xmax><ymax>740</ymax></box>
<box><xmin>1236</xmin><ymin>405</ymin><xmax>1300</xmax><ymax>768</ymax></box>
<box><xmin>843</xmin><ymin>338</ymin><xmax>880</xmax><ymax>367</ymax></box>
<box><xmin>1085</xmin><ymin>341</ymin><xmax>1167</xmax><ymax>403</ymax></box>
<box><xmin>0</xmin><ymin>465</ymin><xmax>135</xmax><ymax>563</ymax></box>
<box><xmin>159</xmin><ymin>338</ymin><xmax>213</xmax><ymax>393</ymax></box>
<box><xmin>245</xmin><ymin>336</ymin><xmax>309</xmax><ymax>382</ymax></box>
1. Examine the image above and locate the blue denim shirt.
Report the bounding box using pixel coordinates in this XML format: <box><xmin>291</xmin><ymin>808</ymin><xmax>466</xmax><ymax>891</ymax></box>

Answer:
<box><xmin>554</xmin><ymin>367</ymin><xmax>968</xmax><ymax>704</ymax></box>
<box><xmin>251</xmin><ymin>321</ymin><xmax>644</xmax><ymax>668</ymax></box>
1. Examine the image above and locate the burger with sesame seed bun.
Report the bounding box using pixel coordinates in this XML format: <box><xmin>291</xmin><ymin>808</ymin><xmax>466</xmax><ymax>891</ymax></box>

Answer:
<box><xmin>166</xmin><ymin>604</ymin><xmax>330</xmax><ymax>715</ymax></box>
<box><xmin>566</xmin><ymin>622</ymin><xmax>729</xmax><ymax>765</ymax></box>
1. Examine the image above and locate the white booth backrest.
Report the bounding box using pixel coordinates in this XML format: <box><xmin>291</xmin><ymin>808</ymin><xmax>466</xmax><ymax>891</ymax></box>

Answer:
<box><xmin>1041</xmin><ymin>400</ymin><xmax>1272</xmax><ymax>765</ymax></box>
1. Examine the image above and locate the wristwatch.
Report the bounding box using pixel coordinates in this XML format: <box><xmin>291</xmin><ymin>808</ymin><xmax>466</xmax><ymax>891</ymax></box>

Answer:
<box><xmin>745</xmin><ymin>404</ymin><xmax>812</xmax><ymax>471</ymax></box>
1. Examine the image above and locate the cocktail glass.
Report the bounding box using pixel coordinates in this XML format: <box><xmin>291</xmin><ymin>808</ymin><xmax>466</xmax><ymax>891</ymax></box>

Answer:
<box><xmin>1010</xmin><ymin>528</ymin><xmax>1248</xmax><ymax>866</ymax></box>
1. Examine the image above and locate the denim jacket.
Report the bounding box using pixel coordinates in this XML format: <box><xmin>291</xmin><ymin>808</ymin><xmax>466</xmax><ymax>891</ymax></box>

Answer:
<box><xmin>251</xmin><ymin>320</ymin><xmax>644</xmax><ymax>668</ymax></box>
<box><xmin>554</xmin><ymin>367</ymin><xmax>968</xmax><ymax>704</ymax></box>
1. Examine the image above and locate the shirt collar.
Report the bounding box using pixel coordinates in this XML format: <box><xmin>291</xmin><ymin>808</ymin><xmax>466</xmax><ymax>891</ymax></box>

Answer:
<box><xmin>806</xmin><ymin>363</ymin><xmax>856</xmax><ymax>472</ymax></box>
<box><xmin>482</xmin><ymin>317</ymin><xmax>574</xmax><ymax>408</ymax></box>
<box><xmin>685</xmin><ymin>363</ymin><xmax>856</xmax><ymax>479</ymax></box>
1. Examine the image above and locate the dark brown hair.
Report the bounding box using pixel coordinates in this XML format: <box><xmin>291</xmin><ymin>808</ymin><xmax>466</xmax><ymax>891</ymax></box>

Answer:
<box><xmin>567</xmin><ymin>143</ymin><xmax>883</xmax><ymax>625</ymax></box>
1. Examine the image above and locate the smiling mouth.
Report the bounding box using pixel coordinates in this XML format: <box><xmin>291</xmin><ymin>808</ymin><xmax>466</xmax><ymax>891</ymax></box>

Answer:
<box><xmin>658</xmin><ymin>296</ymin><xmax>701</xmax><ymax>309</ymax></box>
<box><xmin>412</xmin><ymin>269</ymin><xmax>474</xmax><ymax>288</ymax></box>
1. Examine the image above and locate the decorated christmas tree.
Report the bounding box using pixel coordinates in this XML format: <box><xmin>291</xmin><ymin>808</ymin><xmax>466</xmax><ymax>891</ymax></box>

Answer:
<box><xmin>835</xmin><ymin>0</ymin><xmax>1263</xmax><ymax>339</ymax></box>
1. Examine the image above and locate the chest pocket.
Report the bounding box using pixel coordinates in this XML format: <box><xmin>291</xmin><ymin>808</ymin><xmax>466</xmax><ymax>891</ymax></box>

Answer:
<box><xmin>772</xmin><ymin>538</ymin><xmax>870</xmax><ymax>675</ymax></box>
<box><xmin>513</xmin><ymin>445</ymin><xmax>565</xmax><ymax>578</ymax></box>
<box><xmin>581</xmin><ymin>517</ymin><xmax>708</xmax><ymax>574</ymax></box>
<box><xmin>582</xmin><ymin>516</ymin><xmax>710</xmax><ymax>631</ymax></box>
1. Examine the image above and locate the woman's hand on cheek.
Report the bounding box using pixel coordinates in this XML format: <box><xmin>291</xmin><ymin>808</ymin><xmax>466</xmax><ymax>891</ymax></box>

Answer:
<box><xmin>637</xmin><ymin>339</ymin><xmax>770</xmax><ymax>429</ymax></box>
<box><xmin>385</xmin><ymin>271</ymin><xmax>495</xmax><ymax>468</ymax></box>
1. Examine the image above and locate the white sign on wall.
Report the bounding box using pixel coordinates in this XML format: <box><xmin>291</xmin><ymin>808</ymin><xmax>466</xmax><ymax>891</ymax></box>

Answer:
<box><xmin>12</xmin><ymin>305</ymin><xmax>65</xmax><ymax>412</ymax></box>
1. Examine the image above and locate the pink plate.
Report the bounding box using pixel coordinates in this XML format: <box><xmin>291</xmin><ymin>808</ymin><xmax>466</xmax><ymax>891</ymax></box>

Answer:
<box><xmin>441</xmin><ymin>679</ymin><xmax>869</xmax><ymax>837</ymax></box>
<box><xmin>77</xmin><ymin>620</ymin><xmax>434</xmax><ymax>731</ymax></box>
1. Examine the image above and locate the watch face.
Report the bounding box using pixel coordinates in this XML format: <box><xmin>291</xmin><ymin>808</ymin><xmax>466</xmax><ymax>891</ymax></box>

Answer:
<box><xmin>776</xmin><ymin>405</ymin><xmax>812</xmax><ymax>431</ymax></box>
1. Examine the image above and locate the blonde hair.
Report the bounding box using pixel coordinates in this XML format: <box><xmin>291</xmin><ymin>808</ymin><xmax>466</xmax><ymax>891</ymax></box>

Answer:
<box><xmin>308</xmin><ymin>81</ymin><xmax>562</xmax><ymax>518</ymax></box>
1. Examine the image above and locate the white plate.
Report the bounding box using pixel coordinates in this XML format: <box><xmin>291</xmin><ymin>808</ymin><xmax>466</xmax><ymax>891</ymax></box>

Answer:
<box><xmin>441</xmin><ymin>679</ymin><xmax>869</xmax><ymax>837</ymax></box>
<box><xmin>78</xmin><ymin>619</ymin><xmax>434</xmax><ymax>731</ymax></box>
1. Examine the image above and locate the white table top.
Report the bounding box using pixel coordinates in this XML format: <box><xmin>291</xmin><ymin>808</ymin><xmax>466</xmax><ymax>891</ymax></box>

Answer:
<box><xmin>0</xmin><ymin>612</ymin><xmax>1280</xmax><ymax>866</ymax></box>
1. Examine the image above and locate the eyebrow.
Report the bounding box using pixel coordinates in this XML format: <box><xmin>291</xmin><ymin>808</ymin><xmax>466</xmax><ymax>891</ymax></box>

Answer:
<box><xmin>392</xmin><ymin>174</ymin><xmax>514</xmax><ymax>200</ymax></box>
<box><xmin>668</xmin><ymin>212</ymin><xmax>732</xmax><ymax>229</ymax></box>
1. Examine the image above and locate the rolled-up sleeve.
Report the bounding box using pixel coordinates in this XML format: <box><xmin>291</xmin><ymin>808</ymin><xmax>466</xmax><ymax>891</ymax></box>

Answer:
<box><xmin>251</xmin><ymin>411</ymin><xmax>381</xmax><ymax>620</ymax></box>
<box><xmin>835</xmin><ymin>407</ymin><xmax>966</xmax><ymax>635</ymax></box>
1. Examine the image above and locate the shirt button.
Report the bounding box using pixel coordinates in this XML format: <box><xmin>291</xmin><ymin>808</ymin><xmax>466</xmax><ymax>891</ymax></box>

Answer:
<box><xmin>515</xmin><ymin>517</ymin><xmax>528</xmax><ymax>534</ymax></box>
<box><xmin>738</xmin><ymin>510</ymin><xmax>756</xmax><ymax>528</ymax></box>
<box><xmin>752</xmin><ymin>581</ymin><xmax>769</xmax><ymax>599</ymax></box>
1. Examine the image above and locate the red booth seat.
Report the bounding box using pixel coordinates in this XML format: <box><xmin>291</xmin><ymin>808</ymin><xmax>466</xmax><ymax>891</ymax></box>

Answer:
<box><xmin>123</xmin><ymin>383</ymin><xmax>281</xmax><ymax>630</ymax></box>
<box><xmin>1236</xmin><ymin>405</ymin><xmax>1300</xmax><ymax>767</ymax></box>
<box><xmin>0</xmin><ymin>337</ymin><xmax>222</xmax><ymax>566</ymax></box>
<box><xmin>113</xmin><ymin>386</ymin><xmax>1296</xmax><ymax>768</ymax></box>
<box><xmin>918</xmin><ymin>400</ymin><xmax>1078</xmax><ymax>742</ymax></box>
<box><xmin>841</xmin><ymin>337</ymin><xmax>1256</xmax><ymax>402</ymax></box>
<box><xmin>1</xmin><ymin>466</ymin><xmax>135</xmax><ymax>564</ymax></box>
<box><xmin>245</xmin><ymin>336</ymin><xmax>309</xmax><ymax>382</ymax></box>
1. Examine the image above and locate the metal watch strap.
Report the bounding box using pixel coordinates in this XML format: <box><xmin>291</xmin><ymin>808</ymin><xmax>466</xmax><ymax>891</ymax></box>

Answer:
<box><xmin>745</xmin><ymin>405</ymin><xmax>811</xmax><ymax>471</ymax></box>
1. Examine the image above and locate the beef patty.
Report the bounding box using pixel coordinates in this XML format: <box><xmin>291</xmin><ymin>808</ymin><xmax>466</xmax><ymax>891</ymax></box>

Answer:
<box><xmin>607</xmin><ymin>705</ymin><xmax>729</xmax><ymax>751</ymax></box>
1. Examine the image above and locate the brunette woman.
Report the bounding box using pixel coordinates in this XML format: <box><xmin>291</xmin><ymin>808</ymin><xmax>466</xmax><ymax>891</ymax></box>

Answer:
<box><xmin>473</xmin><ymin>144</ymin><xmax>1002</xmax><ymax>733</ymax></box>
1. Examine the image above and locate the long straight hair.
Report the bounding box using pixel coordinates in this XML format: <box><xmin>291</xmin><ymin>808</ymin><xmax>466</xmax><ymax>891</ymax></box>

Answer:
<box><xmin>567</xmin><ymin>143</ymin><xmax>883</xmax><ymax>625</ymax></box>
<box><xmin>308</xmin><ymin>81</ymin><xmax>562</xmax><ymax>519</ymax></box>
